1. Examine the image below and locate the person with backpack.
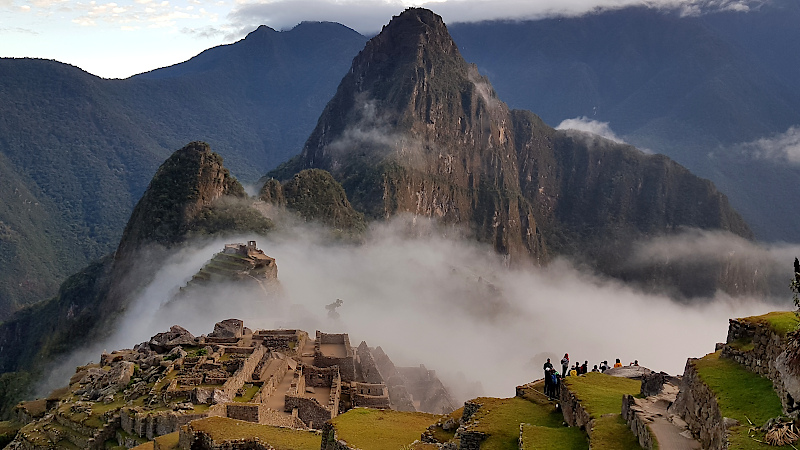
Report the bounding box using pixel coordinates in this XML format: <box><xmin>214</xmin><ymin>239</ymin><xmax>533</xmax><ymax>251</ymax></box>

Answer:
<box><xmin>580</xmin><ymin>361</ymin><xmax>588</xmax><ymax>375</ymax></box>
<box><xmin>544</xmin><ymin>367</ymin><xmax>553</xmax><ymax>397</ymax></box>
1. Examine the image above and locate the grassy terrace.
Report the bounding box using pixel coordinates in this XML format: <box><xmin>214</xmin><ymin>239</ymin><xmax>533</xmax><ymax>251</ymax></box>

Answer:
<box><xmin>465</xmin><ymin>380</ymin><xmax>587</xmax><ymax>450</ymax></box>
<box><xmin>739</xmin><ymin>311</ymin><xmax>799</xmax><ymax>337</ymax></box>
<box><xmin>562</xmin><ymin>372</ymin><xmax>641</xmax><ymax>450</ymax></box>
<box><xmin>521</xmin><ymin>424</ymin><xmax>589</xmax><ymax>450</ymax></box>
<box><xmin>154</xmin><ymin>431</ymin><xmax>180</xmax><ymax>450</ymax></box>
<box><xmin>694</xmin><ymin>351</ymin><xmax>792</xmax><ymax>449</ymax></box>
<box><xmin>469</xmin><ymin>396</ymin><xmax>568</xmax><ymax>450</ymax></box>
<box><xmin>189</xmin><ymin>416</ymin><xmax>320</xmax><ymax>450</ymax></box>
<box><xmin>330</xmin><ymin>408</ymin><xmax>439</xmax><ymax>450</ymax></box>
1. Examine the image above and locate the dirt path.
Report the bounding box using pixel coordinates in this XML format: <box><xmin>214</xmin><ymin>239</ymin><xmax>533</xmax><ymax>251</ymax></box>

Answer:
<box><xmin>633</xmin><ymin>383</ymin><xmax>701</xmax><ymax>450</ymax></box>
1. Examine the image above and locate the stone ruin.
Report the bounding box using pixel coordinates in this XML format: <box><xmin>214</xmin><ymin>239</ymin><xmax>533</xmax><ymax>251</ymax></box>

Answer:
<box><xmin>9</xmin><ymin>319</ymin><xmax>456</xmax><ymax>449</ymax></box>
<box><xmin>178</xmin><ymin>241</ymin><xmax>279</xmax><ymax>297</ymax></box>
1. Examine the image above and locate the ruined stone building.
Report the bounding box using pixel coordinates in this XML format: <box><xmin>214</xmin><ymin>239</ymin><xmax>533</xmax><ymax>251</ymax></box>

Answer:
<box><xmin>8</xmin><ymin>243</ymin><xmax>455</xmax><ymax>449</ymax></box>
<box><xmin>10</xmin><ymin>318</ymin><xmax>453</xmax><ymax>449</ymax></box>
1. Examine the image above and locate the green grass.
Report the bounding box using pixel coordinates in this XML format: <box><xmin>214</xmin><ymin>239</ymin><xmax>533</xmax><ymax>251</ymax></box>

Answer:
<box><xmin>0</xmin><ymin>420</ymin><xmax>22</xmax><ymax>448</ymax></box>
<box><xmin>331</xmin><ymin>408</ymin><xmax>439</xmax><ymax>450</ymax></box>
<box><xmin>234</xmin><ymin>384</ymin><xmax>260</xmax><ymax>402</ymax></box>
<box><xmin>190</xmin><ymin>416</ymin><xmax>320</xmax><ymax>450</ymax></box>
<box><xmin>562</xmin><ymin>373</ymin><xmax>641</xmax><ymax>449</ymax></box>
<box><xmin>729</xmin><ymin>337</ymin><xmax>755</xmax><ymax>352</ymax></box>
<box><xmin>589</xmin><ymin>415</ymin><xmax>642</xmax><ymax>450</ymax></box>
<box><xmin>740</xmin><ymin>311</ymin><xmax>799</xmax><ymax>337</ymax></box>
<box><xmin>693</xmin><ymin>351</ymin><xmax>792</xmax><ymax>449</ymax></box>
<box><xmin>520</xmin><ymin>424</ymin><xmax>588</xmax><ymax>450</ymax></box>
<box><xmin>562</xmin><ymin>372</ymin><xmax>641</xmax><ymax>417</ymax></box>
<box><xmin>154</xmin><ymin>432</ymin><xmax>180</xmax><ymax>450</ymax></box>
<box><xmin>469</xmin><ymin>395</ymin><xmax>566</xmax><ymax>450</ymax></box>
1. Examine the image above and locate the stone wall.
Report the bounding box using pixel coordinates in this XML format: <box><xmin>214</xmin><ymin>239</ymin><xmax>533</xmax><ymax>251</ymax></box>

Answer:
<box><xmin>314</xmin><ymin>332</ymin><xmax>356</xmax><ymax>382</ymax></box>
<box><xmin>621</xmin><ymin>395</ymin><xmax>656</xmax><ymax>450</ymax></box>
<box><xmin>640</xmin><ymin>372</ymin><xmax>667</xmax><ymax>397</ymax></box>
<box><xmin>558</xmin><ymin>382</ymin><xmax>593</xmax><ymax>433</ymax></box>
<box><xmin>226</xmin><ymin>403</ymin><xmax>262</xmax><ymax>423</ymax></box>
<box><xmin>284</xmin><ymin>396</ymin><xmax>332</xmax><ymax>430</ymax></box>
<box><xmin>722</xmin><ymin>318</ymin><xmax>796</xmax><ymax>414</ymax></box>
<box><xmin>213</xmin><ymin>345</ymin><xmax>267</xmax><ymax>404</ymax></box>
<box><xmin>304</xmin><ymin>365</ymin><xmax>339</xmax><ymax>388</ymax></box>
<box><xmin>355</xmin><ymin>342</ymin><xmax>383</xmax><ymax>384</ymax></box>
<box><xmin>121</xmin><ymin>404</ymin><xmax>225</xmax><ymax>440</ymax></box>
<box><xmin>179</xmin><ymin>422</ymin><xmax>275</xmax><ymax>450</ymax></box>
<box><xmin>320</xmin><ymin>422</ymin><xmax>355</xmax><ymax>450</ymax></box>
<box><xmin>351</xmin><ymin>382</ymin><xmax>390</xmax><ymax>409</ymax></box>
<box><xmin>672</xmin><ymin>359</ymin><xmax>727</xmax><ymax>450</ymax></box>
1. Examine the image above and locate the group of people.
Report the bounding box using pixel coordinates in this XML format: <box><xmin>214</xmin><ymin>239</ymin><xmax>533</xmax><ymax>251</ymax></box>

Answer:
<box><xmin>541</xmin><ymin>354</ymin><xmax>635</xmax><ymax>399</ymax></box>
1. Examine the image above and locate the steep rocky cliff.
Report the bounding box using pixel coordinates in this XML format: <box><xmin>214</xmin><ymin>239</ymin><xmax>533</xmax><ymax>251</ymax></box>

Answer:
<box><xmin>115</xmin><ymin>141</ymin><xmax>248</xmax><ymax>261</ymax></box>
<box><xmin>273</xmin><ymin>7</ymin><xmax>752</xmax><ymax>274</ymax></box>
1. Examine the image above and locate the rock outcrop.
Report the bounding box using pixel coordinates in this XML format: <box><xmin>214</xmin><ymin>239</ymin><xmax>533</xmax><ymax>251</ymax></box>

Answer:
<box><xmin>272</xmin><ymin>7</ymin><xmax>752</xmax><ymax>294</ymax></box>
<box><xmin>115</xmin><ymin>141</ymin><xmax>246</xmax><ymax>261</ymax></box>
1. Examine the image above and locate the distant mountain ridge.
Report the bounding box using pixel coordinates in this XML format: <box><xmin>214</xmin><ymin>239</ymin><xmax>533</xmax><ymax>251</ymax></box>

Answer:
<box><xmin>447</xmin><ymin>0</ymin><xmax>800</xmax><ymax>241</ymax></box>
<box><xmin>272</xmin><ymin>8</ymin><xmax>751</xmax><ymax>283</ymax></box>
<box><xmin>4</xmin><ymin>1</ymin><xmax>800</xmax><ymax>317</ymax></box>
<box><xmin>0</xmin><ymin>23</ymin><xmax>366</xmax><ymax>318</ymax></box>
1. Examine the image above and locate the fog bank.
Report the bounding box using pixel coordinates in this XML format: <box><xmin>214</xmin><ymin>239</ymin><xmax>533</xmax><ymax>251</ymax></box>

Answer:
<box><xmin>39</xmin><ymin>218</ymin><xmax>793</xmax><ymax>403</ymax></box>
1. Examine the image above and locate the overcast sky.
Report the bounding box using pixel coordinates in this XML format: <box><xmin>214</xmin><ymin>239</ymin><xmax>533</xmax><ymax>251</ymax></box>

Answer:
<box><xmin>0</xmin><ymin>0</ymin><xmax>758</xmax><ymax>78</ymax></box>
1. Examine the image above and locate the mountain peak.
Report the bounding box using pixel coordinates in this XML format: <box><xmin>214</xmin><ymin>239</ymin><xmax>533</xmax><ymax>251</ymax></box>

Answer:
<box><xmin>115</xmin><ymin>141</ymin><xmax>245</xmax><ymax>261</ymax></box>
<box><xmin>357</xmin><ymin>8</ymin><xmax>459</xmax><ymax>68</ymax></box>
<box><xmin>243</xmin><ymin>24</ymin><xmax>278</xmax><ymax>41</ymax></box>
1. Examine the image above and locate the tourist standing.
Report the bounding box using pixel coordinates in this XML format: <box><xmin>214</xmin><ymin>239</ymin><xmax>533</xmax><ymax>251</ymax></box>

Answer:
<box><xmin>561</xmin><ymin>353</ymin><xmax>569</xmax><ymax>378</ymax></box>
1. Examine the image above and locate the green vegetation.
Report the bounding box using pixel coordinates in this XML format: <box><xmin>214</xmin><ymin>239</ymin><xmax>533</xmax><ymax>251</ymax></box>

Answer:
<box><xmin>280</xmin><ymin>169</ymin><xmax>366</xmax><ymax>233</ymax></box>
<box><xmin>189</xmin><ymin>416</ymin><xmax>320</xmax><ymax>449</ymax></box>
<box><xmin>739</xmin><ymin>311</ymin><xmax>799</xmax><ymax>337</ymax></box>
<box><xmin>188</xmin><ymin>198</ymin><xmax>274</xmax><ymax>237</ymax></box>
<box><xmin>520</xmin><ymin>424</ymin><xmax>588</xmax><ymax>450</ymax></box>
<box><xmin>153</xmin><ymin>431</ymin><xmax>180</xmax><ymax>450</ymax></box>
<box><xmin>562</xmin><ymin>372</ymin><xmax>640</xmax><ymax>417</ymax></box>
<box><xmin>562</xmin><ymin>373</ymin><xmax>641</xmax><ymax>450</ymax></box>
<box><xmin>729</xmin><ymin>337</ymin><xmax>755</xmax><ymax>352</ymax></box>
<box><xmin>590</xmin><ymin>415</ymin><xmax>644</xmax><ymax>450</ymax></box>
<box><xmin>0</xmin><ymin>420</ymin><xmax>21</xmax><ymax>448</ymax></box>
<box><xmin>693</xmin><ymin>351</ymin><xmax>790</xmax><ymax>449</ymax></box>
<box><xmin>329</xmin><ymin>408</ymin><xmax>439</xmax><ymax>450</ymax></box>
<box><xmin>234</xmin><ymin>384</ymin><xmax>260</xmax><ymax>403</ymax></box>
<box><xmin>468</xmin><ymin>397</ymin><xmax>565</xmax><ymax>449</ymax></box>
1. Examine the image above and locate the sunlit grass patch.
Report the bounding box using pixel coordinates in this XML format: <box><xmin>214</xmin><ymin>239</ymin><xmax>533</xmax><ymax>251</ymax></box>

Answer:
<box><xmin>154</xmin><ymin>431</ymin><xmax>180</xmax><ymax>450</ymax></box>
<box><xmin>470</xmin><ymin>397</ymin><xmax>564</xmax><ymax>450</ymax></box>
<box><xmin>520</xmin><ymin>423</ymin><xmax>588</xmax><ymax>450</ymax></box>
<box><xmin>189</xmin><ymin>416</ymin><xmax>320</xmax><ymax>450</ymax></box>
<box><xmin>331</xmin><ymin>408</ymin><xmax>439</xmax><ymax>450</ymax></box>
<box><xmin>562</xmin><ymin>372</ymin><xmax>640</xmax><ymax>417</ymax></box>
<box><xmin>694</xmin><ymin>351</ymin><xmax>792</xmax><ymax>449</ymax></box>
<box><xmin>740</xmin><ymin>311</ymin><xmax>799</xmax><ymax>337</ymax></box>
<box><xmin>590</xmin><ymin>415</ymin><xmax>641</xmax><ymax>450</ymax></box>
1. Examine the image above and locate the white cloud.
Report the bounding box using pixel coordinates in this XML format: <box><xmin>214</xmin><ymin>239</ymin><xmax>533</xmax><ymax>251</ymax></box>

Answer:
<box><xmin>556</xmin><ymin>116</ymin><xmax>625</xmax><ymax>144</ymax></box>
<box><xmin>35</xmin><ymin>217</ymin><xmax>791</xmax><ymax>402</ymax></box>
<box><xmin>226</xmin><ymin>0</ymin><xmax>766</xmax><ymax>36</ymax></box>
<box><xmin>737</xmin><ymin>126</ymin><xmax>800</xmax><ymax>164</ymax></box>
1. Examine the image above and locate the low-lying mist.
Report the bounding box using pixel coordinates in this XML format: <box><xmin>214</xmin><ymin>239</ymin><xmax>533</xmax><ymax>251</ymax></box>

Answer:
<box><xmin>39</xmin><ymin>216</ymin><xmax>796</xmax><ymax>404</ymax></box>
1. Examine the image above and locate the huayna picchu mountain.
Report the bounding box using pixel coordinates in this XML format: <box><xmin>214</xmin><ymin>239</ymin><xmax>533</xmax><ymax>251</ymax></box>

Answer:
<box><xmin>273</xmin><ymin>8</ymin><xmax>752</xmax><ymax>282</ymax></box>
<box><xmin>0</xmin><ymin>143</ymin><xmax>270</xmax><ymax>413</ymax></box>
